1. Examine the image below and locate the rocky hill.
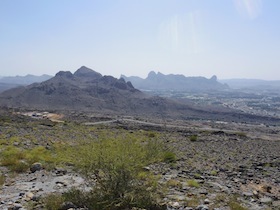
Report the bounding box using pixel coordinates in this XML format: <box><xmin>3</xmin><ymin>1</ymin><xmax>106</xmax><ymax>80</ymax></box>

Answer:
<box><xmin>121</xmin><ymin>71</ymin><xmax>229</xmax><ymax>92</ymax></box>
<box><xmin>0</xmin><ymin>66</ymin><xmax>146</xmax><ymax>113</ymax></box>
<box><xmin>0</xmin><ymin>66</ymin><xmax>279</xmax><ymax>124</ymax></box>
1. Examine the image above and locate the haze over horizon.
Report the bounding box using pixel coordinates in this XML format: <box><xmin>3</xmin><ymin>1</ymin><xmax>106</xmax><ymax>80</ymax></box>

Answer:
<box><xmin>1</xmin><ymin>0</ymin><xmax>279</xmax><ymax>80</ymax></box>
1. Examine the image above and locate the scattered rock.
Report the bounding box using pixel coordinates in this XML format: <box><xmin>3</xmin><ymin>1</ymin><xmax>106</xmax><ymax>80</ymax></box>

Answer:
<box><xmin>30</xmin><ymin>162</ymin><xmax>42</xmax><ymax>173</ymax></box>
<box><xmin>242</xmin><ymin>192</ymin><xmax>253</xmax><ymax>197</ymax></box>
<box><xmin>60</xmin><ymin>201</ymin><xmax>76</xmax><ymax>210</ymax></box>
<box><xmin>260</xmin><ymin>196</ymin><xmax>273</xmax><ymax>204</ymax></box>
<box><xmin>12</xmin><ymin>203</ymin><xmax>22</xmax><ymax>210</ymax></box>
<box><xmin>253</xmin><ymin>190</ymin><xmax>259</xmax><ymax>197</ymax></box>
<box><xmin>272</xmin><ymin>200</ymin><xmax>280</xmax><ymax>208</ymax></box>
<box><xmin>196</xmin><ymin>205</ymin><xmax>209</xmax><ymax>210</ymax></box>
<box><xmin>262</xmin><ymin>185</ymin><xmax>272</xmax><ymax>193</ymax></box>
<box><xmin>204</xmin><ymin>199</ymin><xmax>210</xmax><ymax>204</ymax></box>
<box><xmin>55</xmin><ymin>167</ymin><xmax>67</xmax><ymax>176</ymax></box>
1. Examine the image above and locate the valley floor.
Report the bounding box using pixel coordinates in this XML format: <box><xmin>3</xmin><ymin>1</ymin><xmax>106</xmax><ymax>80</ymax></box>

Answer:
<box><xmin>0</xmin><ymin>110</ymin><xmax>279</xmax><ymax>210</ymax></box>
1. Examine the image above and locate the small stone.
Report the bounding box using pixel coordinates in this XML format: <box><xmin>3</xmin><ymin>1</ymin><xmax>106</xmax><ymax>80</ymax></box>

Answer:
<box><xmin>170</xmin><ymin>201</ymin><xmax>180</xmax><ymax>208</ymax></box>
<box><xmin>199</xmin><ymin>189</ymin><xmax>208</xmax><ymax>195</ymax></box>
<box><xmin>30</xmin><ymin>162</ymin><xmax>42</xmax><ymax>173</ymax></box>
<box><xmin>260</xmin><ymin>197</ymin><xmax>273</xmax><ymax>204</ymax></box>
<box><xmin>55</xmin><ymin>167</ymin><xmax>67</xmax><ymax>175</ymax></box>
<box><xmin>19</xmin><ymin>192</ymin><xmax>25</xmax><ymax>196</ymax></box>
<box><xmin>262</xmin><ymin>185</ymin><xmax>272</xmax><ymax>193</ymax></box>
<box><xmin>272</xmin><ymin>200</ymin><xmax>280</xmax><ymax>207</ymax></box>
<box><xmin>56</xmin><ymin>181</ymin><xmax>67</xmax><ymax>187</ymax></box>
<box><xmin>13</xmin><ymin>142</ymin><xmax>19</xmax><ymax>146</ymax></box>
<box><xmin>25</xmin><ymin>192</ymin><xmax>34</xmax><ymax>201</ymax></box>
<box><xmin>32</xmin><ymin>195</ymin><xmax>40</xmax><ymax>201</ymax></box>
<box><xmin>196</xmin><ymin>205</ymin><xmax>209</xmax><ymax>210</ymax></box>
<box><xmin>26</xmin><ymin>192</ymin><xmax>34</xmax><ymax>198</ymax></box>
<box><xmin>29</xmin><ymin>177</ymin><xmax>37</xmax><ymax>182</ymax></box>
<box><xmin>143</xmin><ymin>166</ymin><xmax>151</xmax><ymax>171</ymax></box>
<box><xmin>242</xmin><ymin>192</ymin><xmax>253</xmax><ymax>197</ymax></box>
<box><xmin>60</xmin><ymin>201</ymin><xmax>76</xmax><ymax>210</ymax></box>
<box><xmin>253</xmin><ymin>190</ymin><xmax>258</xmax><ymax>197</ymax></box>
<box><xmin>13</xmin><ymin>203</ymin><xmax>22</xmax><ymax>210</ymax></box>
<box><xmin>56</xmin><ymin>183</ymin><xmax>63</xmax><ymax>188</ymax></box>
<box><xmin>204</xmin><ymin>199</ymin><xmax>210</xmax><ymax>204</ymax></box>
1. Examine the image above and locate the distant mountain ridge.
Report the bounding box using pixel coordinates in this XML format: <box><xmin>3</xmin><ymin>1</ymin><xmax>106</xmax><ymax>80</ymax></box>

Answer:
<box><xmin>121</xmin><ymin>71</ymin><xmax>229</xmax><ymax>92</ymax></box>
<box><xmin>0</xmin><ymin>74</ymin><xmax>52</xmax><ymax>85</ymax></box>
<box><xmin>0</xmin><ymin>66</ymin><xmax>279</xmax><ymax>124</ymax></box>
<box><xmin>0</xmin><ymin>74</ymin><xmax>52</xmax><ymax>93</ymax></box>
<box><xmin>219</xmin><ymin>79</ymin><xmax>280</xmax><ymax>89</ymax></box>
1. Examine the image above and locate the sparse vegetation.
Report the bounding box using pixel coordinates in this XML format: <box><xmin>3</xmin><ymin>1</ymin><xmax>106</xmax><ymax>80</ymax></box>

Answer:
<box><xmin>0</xmin><ymin>145</ymin><xmax>55</xmax><ymax>173</ymax></box>
<box><xmin>187</xmin><ymin>179</ymin><xmax>200</xmax><ymax>188</ymax></box>
<box><xmin>187</xmin><ymin>196</ymin><xmax>200</xmax><ymax>207</ymax></box>
<box><xmin>210</xmin><ymin>170</ymin><xmax>218</xmax><ymax>176</ymax></box>
<box><xmin>62</xmin><ymin>131</ymin><xmax>165</xmax><ymax>209</ymax></box>
<box><xmin>167</xmin><ymin>179</ymin><xmax>182</xmax><ymax>188</ymax></box>
<box><xmin>235</xmin><ymin>132</ymin><xmax>247</xmax><ymax>138</ymax></box>
<box><xmin>1</xmin><ymin>146</ymin><xmax>27</xmax><ymax>172</ymax></box>
<box><xmin>229</xmin><ymin>201</ymin><xmax>248</xmax><ymax>210</ymax></box>
<box><xmin>190</xmin><ymin>135</ymin><xmax>198</xmax><ymax>142</ymax></box>
<box><xmin>163</xmin><ymin>151</ymin><xmax>176</xmax><ymax>163</ymax></box>
<box><xmin>43</xmin><ymin>193</ymin><xmax>65</xmax><ymax>210</ymax></box>
<box><xmin>0</xmin><ymin>110</ymin><xmax>279</xmax><ymax>210</ymax></box>
<box><xmin>0</xmin><ymin>174</ymin><xmax>5</xmax><ymax>186</ymax></box>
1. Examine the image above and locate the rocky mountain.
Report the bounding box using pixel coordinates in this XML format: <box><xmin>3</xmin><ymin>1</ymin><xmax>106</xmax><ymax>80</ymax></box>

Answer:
<box><xmin>0</xmin><ymin>66</ymin><xmax>279</xmax><ymax>124</ymax></box>
<box><xmin>0</xmin><ymin>74</ymin><xmax>52</xmax><ymax>93</ymax></box>
<box><xmin>121</xmin><ymin>71</ymin><xmax>229</xmax><ymax>92</ymax></box>
<box><xmin>0</xmin><ymin>66</ymin><xmax>145</xmax><ymax>113</ymax></box>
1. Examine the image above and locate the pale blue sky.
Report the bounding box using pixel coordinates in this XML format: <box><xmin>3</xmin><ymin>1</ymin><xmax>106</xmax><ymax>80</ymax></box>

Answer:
<box><xmin>0</xmin><ymin>0</ymin><xmax>279</xmax><ymax>80</ymax></box>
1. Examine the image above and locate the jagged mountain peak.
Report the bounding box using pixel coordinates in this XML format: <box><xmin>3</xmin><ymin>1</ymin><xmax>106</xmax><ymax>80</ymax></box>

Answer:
<box><xmin>74</xmin><ymin>66</ymin><xmax>102</xmax><ymax>78</ymax></box>
<box><xmin>147</xmin><ymin>71</ymin><xmax>157</xmax><ymax>79</ymax></box>
<box><xmin>210</xmin><ymin>75</ymin><xmax>218</xmax><ymax>81</ymax></box>
<box><xmin>55</xmin><ymin>71</ymin><xmax>73</xmax><ymax>78</ymax></box>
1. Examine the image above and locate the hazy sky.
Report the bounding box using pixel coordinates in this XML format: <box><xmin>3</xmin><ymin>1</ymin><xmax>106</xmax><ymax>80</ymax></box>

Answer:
<box><xmin>0</xmin><ymin>0</ymin><xmax>279</xmax><ymax>80</ymax></box>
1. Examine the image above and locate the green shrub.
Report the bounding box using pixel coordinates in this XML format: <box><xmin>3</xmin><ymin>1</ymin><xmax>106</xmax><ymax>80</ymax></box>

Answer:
<box><xmin>229</xmin><ymin>201</ymin><xmax>248</xmax><ymax>210</ymax></box>
<box><xmin>25</xmin><ymin>146</ymin><xmax>54</xmax><ymax>165</ymax></box>
<box><xmin>0</xmin><ymin>145</ymin><xmax>55</xmax><ymax>173</ymax></box>
<box><xmin>210</xmin><ymin>170</ymin><xmax>218</xmax><ymax>176</ymax></box>
<box><xmin>167</xmin><ymin>179</ymin><xmax>182</xmax><ymax>188</ymax></box>
<box><xmin>43</xmin><ymin>193</ymin><xmax>64</xmax><ymax>210</ymax></box>
<box><xmin>147</xmin><ymin>131</ymin><xmax>157</xmax><ymax>138</ymax></box>
<box><xmin>66</xmin><ymin>133</ymin><xmax>165</xmax><ymax>209</ymax></box>
<box><xmin>187</xmin><ymin>197</ymin><xmax>200</xmax><ymax>207</ymax></box>
<box><xmin>0</xmin><ymin>146</ymin><xmax>29</xmax><ymax>172</ymax></box>
<box><xmin>63</xmin><ymin>188</ymin><xmax>95</xmax><ymax>209</ymax></box>
<box><xmin>187</xmin><ymin>179</ymin><xmax>200</xmax><ymax>188</ymax></box>
<box><xmin>190</xmin><ymin>135</ymin><xmax>198</xmax><ymax>142</ymax></box>
<box><xmin>10</xmin><ymin>161</ymin><xmax>29</xmax><ymax>173</ymax></box>
<box><xmin>163</xmin><ymin>151</ymin><xmax>176</xmax><ymax>163</ymax></box>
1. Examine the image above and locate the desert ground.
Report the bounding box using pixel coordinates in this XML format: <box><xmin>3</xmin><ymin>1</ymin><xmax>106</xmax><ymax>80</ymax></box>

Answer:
<box><xmin>0</xmin><ymin>108</ymin><xmax>279</xmax><ymax>210</ymax></box>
